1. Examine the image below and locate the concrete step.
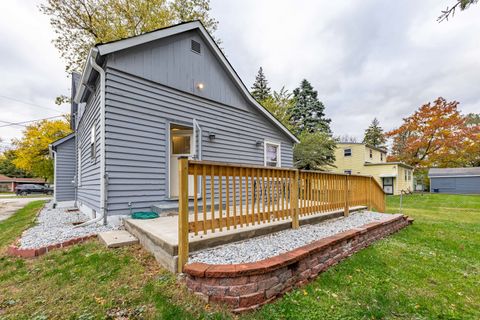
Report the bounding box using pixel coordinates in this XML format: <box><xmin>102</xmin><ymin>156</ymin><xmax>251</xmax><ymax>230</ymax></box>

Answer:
<box><xmin>98</xmin><ymin>230</ymin><xmax>138</xmax><ymax>248</ymax></box>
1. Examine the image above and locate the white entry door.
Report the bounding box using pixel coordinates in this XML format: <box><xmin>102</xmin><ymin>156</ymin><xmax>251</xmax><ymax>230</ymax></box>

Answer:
<box><xmin>169</xmin><ymin>124</ymin><xmax>195</xmax><ymax>198</ymax></box>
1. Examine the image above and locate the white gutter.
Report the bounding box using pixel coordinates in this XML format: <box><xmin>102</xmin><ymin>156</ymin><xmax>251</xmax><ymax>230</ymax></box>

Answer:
<box><xmin>75</xmin><ymin>49</ymin><xmax>107</xmax><ymax>227</ymax></box>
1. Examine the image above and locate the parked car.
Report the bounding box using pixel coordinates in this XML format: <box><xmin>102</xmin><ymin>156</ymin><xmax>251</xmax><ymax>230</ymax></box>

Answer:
<box><xmin>15</xmin><ymin>184</ymin><xmax>53</xmax><ymax>196</ymax></box>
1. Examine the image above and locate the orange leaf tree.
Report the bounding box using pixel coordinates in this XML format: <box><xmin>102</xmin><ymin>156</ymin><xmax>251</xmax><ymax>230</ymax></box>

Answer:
<box><xmin>387</xmin><ymin>97</ymin><xmax>480</xmax><ymax>168</ymax></box>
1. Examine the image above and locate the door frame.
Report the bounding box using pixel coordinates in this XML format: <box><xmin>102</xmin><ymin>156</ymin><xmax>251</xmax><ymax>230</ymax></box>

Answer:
<box><xmin>167</xmin><ymin>121</ymin><xmax>195</xmax><ymax>199</ymax></box>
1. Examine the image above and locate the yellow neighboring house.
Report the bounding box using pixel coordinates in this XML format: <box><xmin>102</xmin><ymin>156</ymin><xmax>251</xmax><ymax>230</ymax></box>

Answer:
<box><xmin>331</xmin><ymin>143</ymin><xmax>414</xmax><ymax>195</ymax></box>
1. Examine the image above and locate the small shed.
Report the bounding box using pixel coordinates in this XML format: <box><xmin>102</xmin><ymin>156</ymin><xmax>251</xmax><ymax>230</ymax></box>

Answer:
<box><xmin>428</xmin><ymin>167</ymin><xmax>480</xmax><ymax>194</ymax></box>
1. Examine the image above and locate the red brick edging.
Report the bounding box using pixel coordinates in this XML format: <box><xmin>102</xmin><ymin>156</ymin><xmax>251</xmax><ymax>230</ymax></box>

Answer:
<box><xmin>184</xmin><ymin>214</ymin><xmax>413</xmax><ymax>313</ymax></box>
<box><xmin>7</xmin><ymin>235</ymin><xmax>97</xmax><ymax>258</ymax></box>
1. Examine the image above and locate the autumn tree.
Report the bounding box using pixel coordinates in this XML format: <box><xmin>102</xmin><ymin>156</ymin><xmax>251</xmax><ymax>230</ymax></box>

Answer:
<box><xmin>12</xmin><ymin>119</ymin><xmax>72</xmax><ymax>181</ymax></box>
<box><xmin>261</xmin><ymin>86</ymin><xmax>294</xmax><ymax>130</ymax></box>
<box><xmin>0</xmin><ymin>150</ymin><xmax>33</xmax><ymax>178</ymax></box>
<box><xmin>289</xmin><ymin>79</ymin><xmax>331</xmax><ymax>136</ymax></box>
<box><xmin>363</xmin><ymin>118</ymin><xmax>387</xmax><ymax>148</ymax></box>
<box><xmin>40</xmin><ymin>0</ymin><xmax>219</xmax><ymax>72</ymax></box>
<box><xmin>387</xmin><ymin>97</ymin><xmax>479</xmax><ymax>168</ymax></box>
<box><xmin>293</xmin><ymin>132</ymin><xmax>336</xmax><ymax>170</ymax></box>
<box><xmin>251</xmin><ymin>67</ymin><xmax>271</xmax><ymax>102</ymax></box>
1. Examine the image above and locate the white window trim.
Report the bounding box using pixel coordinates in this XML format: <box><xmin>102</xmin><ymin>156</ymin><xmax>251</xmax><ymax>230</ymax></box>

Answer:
<box><xmin>344</xmin><ymin>148</ymin><xmax>352</xmax><ymax>157</ymax></box>
<box><xmin>264</xmin><ymin>140</ymin><xmax>281</xmax><ymax>167</ymax></box>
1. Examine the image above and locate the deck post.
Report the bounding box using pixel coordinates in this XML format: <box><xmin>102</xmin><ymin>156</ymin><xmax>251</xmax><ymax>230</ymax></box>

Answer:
<box><xmin>177</xmin><ymin>157</ymin><xmax>189</xmax><ymax>273</ymax></box>
<box><xmin>368</xmin><ymin>176</ymin><xmax>373</xmax><ymax>211</ymax></box>
<box><xmin>344</xmin><ymin>175</ymin><xmax>349</xmax><ymax>216</ymax></box>
<box><xmin>292</xmin><ymin>169</ymin><xmax>300</xmax><ymax>229</ymax></box>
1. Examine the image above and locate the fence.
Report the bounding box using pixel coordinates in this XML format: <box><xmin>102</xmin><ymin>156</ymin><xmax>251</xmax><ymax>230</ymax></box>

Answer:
<box><xmin>177</xmin><ymin>158</ymin><xmax>386</xmax><ymax>272</ymax></box>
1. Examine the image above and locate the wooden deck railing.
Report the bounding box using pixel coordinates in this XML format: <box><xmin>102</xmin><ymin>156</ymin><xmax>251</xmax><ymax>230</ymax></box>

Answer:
<box><xmin>177</xmin><ymin>158</ymin><xmax>386</xmax><ymax>272</ymax></box>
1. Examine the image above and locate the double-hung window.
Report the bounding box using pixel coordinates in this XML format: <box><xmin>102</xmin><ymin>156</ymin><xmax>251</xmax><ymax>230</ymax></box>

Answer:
<box><xmin>344</xmin><ymin>148</ymin><xmax>352</xmax><ymax>157</ymax></box>
<box><xmin>264</xmin><ymin>141</ymin><xmax>281</xmax><ymax>167</ymax></box>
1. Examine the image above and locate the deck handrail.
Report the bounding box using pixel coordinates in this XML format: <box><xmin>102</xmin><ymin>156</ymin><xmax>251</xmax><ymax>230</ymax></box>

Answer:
<box><xmin>177</xmin><ymin>159</ymin><xmax>386</xmax><ymax>272</ymax></box>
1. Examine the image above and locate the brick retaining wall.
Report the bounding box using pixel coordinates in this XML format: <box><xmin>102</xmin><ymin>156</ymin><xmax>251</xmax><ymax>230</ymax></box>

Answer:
<box><xmin>184</xmin><ymin>214</ymin><xmax>413</xmax><ymax>313</ymax></box>
<box><xmin>7</xmin><ymin>235</ymin><xmax>97</xmax><ymax>258</ymax></box>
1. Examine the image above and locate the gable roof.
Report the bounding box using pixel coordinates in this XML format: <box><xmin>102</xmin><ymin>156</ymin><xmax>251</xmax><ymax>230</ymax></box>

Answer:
<box><xmin>74</xmin><ymin>21</ymin><xmax>299</xmax><ymax>143</ymax></box>
<box><xmin>51</xmin><ymin>133</ymin><xmax>75</xmax><ymax>149</ymax></box>
<box><xmin>428</xmin><ymin>167</ymin><xmax>480</xmax><ymax>178</ymax></box>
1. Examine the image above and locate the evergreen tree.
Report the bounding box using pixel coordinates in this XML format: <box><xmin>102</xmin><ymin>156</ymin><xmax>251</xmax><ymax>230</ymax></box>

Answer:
<box><xmin>289</xmin><ymin>79</ymin><xmax>331</xmax><ymax>136</ymax></box>
<box><xmin>251</xmin><ymin>67</ymin><xmax>271</xmax><ymax>102</ymax></box>
<box><xmin>363</xmin><ymin>118</ymin><xmax>387</xmax><ymax>148</ymax></box>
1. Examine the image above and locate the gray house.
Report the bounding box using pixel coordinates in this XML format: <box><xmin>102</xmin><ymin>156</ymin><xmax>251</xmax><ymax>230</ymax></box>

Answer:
<box><xmin>50</xmin><ymin>133</ymin><xmax>76</xmax><ymax>203</ymax></box>
<box><xmin>428</xmin><ymin>167</ymin><xmax>480</xmax><ymax>194</ymax></box>
<box><xmin>52</xmin><ymin>21</ymin><xmax>298</xmax><ymax>225</ymax></box>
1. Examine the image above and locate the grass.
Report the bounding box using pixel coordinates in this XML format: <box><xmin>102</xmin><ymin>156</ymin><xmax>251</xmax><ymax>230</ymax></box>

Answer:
<box><xmin>0</xmin><ymin>194</ymin><xmax>479</xmax><ymax>319</ymax></box>
<box><xmin>0</xmin><ymin>201</ymin><xmax>46</xmax><ymax>252</ymax></box>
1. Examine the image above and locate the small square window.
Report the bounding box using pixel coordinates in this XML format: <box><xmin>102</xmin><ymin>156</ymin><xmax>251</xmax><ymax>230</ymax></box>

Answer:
<box><xmin>344</xmin><ymin>170</ymin><xmax>352</xmax><ymax>175</ymax></box>
<box><xmin>264</xmin><ymin>141</ymin><xmax>281</xmax><ymax>167</ymax></box>
<box><xmin>344</xmin><ymin>148</ymin><xmax>352</xmax><ymax>157</ymax></box>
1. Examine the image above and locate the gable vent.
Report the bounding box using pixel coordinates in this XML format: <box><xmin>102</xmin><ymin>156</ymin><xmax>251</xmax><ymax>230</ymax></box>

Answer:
<box><xmin>191</xmin><ymin>40</ymin><xmax>201</xmax><ymax>54</ymax></box>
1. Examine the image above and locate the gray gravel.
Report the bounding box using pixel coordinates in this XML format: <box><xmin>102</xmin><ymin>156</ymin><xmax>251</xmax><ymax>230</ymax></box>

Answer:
<box><xmin>190</xmin><ymin>211</ymin><xmax>395</xmax><ymax>265</ymax></box>
<box><xmin>19</xmin><ymin>202</ymin><xmax>119</xmax><ymax>249</ymax></box>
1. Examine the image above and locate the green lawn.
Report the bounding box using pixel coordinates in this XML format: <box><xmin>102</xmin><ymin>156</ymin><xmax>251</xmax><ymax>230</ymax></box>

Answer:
<box><xmin>0</xmin><ymin>194</ymin><xmax>479</xmax><ymax>319</ymax></box>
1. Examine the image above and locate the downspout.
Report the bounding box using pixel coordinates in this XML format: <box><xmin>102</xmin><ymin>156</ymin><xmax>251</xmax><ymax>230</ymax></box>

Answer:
<box><xmin>75</xmin><ymin>50</ymin><xmax>107</xmax><ymax>227</ymax></box>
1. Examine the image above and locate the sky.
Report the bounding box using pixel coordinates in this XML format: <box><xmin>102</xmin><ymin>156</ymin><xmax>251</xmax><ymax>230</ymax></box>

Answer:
<box><xmin>0</xmin><ymin>0</ymin><xmax>479</xmax><ymax>151</ymax></box>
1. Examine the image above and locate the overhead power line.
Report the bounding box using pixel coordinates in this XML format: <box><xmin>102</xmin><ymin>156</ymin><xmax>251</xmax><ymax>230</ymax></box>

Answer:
<box><xmin>0</xmin><ymin>120</ymin><xmax>26</xmax><ymax>128</ymax></box>
<box><xmin>0</xmin><ymin>115</ymin><xmax>65</xmax><ymax>129</ymax></box>
<box><xmin>0</xmin><ymin>94</ymin><xmax>64</xmax><ymax>112</ymax></box>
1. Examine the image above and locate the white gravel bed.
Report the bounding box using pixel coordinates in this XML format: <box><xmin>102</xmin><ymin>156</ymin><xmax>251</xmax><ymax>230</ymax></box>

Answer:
<box><xmin>190</xmin><ymin>211</ymin><xmax>394</xmax><ymax>265</ymax></box>
<box><xmin>18</xmin><ymin>202</ymin><xmax>119</xmax><ymax>249</ymax></box>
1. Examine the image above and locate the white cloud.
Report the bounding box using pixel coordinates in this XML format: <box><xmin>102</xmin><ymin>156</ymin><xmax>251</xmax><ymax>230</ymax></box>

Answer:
<box><xmin>212</xmin><ymin>0</ymin><xmax>480</xmax><ymax>139</ymax></box>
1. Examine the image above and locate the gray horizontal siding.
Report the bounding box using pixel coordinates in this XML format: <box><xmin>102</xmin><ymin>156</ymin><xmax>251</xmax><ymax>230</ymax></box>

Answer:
<box><xmin>430</xmin><ymin>177</ymin><xmax>480</xmax><ymax>194</ymax></box>
<box><xmin>77</xmin><ymin>80</ymin><xmax>101</xmax><ymax>213</ymax></box>
<box><xmin>107</xmin><ymin>30</ymin><xmax>250</xmax><ymax>111</ymax></box>
<box><xmin>54</xmin><ymin>137</ymin><xmax>76</xmax><ymax>201</ymax></box>
<box><xmin>105</xmin><ymin>68</ymin><xmax>294</xmax><ymax>216</ymax></box>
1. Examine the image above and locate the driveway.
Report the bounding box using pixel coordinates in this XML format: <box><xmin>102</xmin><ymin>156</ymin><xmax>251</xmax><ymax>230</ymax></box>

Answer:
<box><xmin>0</xmin><ymin>197</ymin><xmax>51</xmax><ymax>222</ymax></box>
